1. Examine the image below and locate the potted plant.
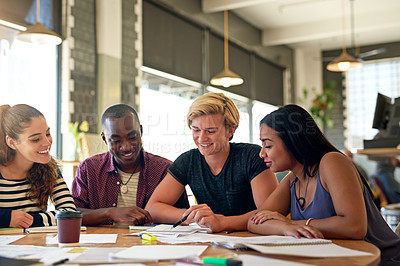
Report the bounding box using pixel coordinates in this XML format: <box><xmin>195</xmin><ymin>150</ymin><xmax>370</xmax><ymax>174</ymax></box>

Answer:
<box><xmin>68</xmin><ymin>120</ymin><xmax>89</xmax><ymax>161</ymax></box>
<box><xmin>299</xmin><ymin>80</ymin><xmax>337</xmax><ymax>129</ymax></box>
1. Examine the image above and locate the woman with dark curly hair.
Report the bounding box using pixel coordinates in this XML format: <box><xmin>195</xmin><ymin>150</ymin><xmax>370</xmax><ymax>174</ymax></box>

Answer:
<box><xmin>0</xmin><ymin>104</ymin><xmax>76</xmax><ymax>228</ymax></box>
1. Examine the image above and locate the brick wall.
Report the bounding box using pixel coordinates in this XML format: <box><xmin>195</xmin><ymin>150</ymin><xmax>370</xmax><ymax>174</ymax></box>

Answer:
<box><xmin>69</xmin><ymin>0</ymin><xmax>97</xmax><ymax>133</ymax></box>
<box><xmin>121</xmin><ymin>0</ymin><xmax>139</xmax><ymax>110</ymax></box>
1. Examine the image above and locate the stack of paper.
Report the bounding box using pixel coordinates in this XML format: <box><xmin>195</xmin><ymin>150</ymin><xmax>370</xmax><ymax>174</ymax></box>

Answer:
<box><xmin>144</xmin><ymin>231</ymin><xmax>331</xmax><ymax>246</ymax></box>
<box><xmin>139</xmin><ymin>232</ymin><xmax>373</xmax><ymax>258</ymax></box>
<box><xmin>212</xmin><ymin>235</ymin><xmax>332</xmax><ymax>249</ymax></box>
<box><xmin>245</xmin><ymin>243</ymin><xmax>373</xmax><ymax>258</ymax></box>
<box><xmin>129</xmin><ymin>225</ymin><xmax>156</xmax><ymax>230</ymax></box>
<box><xmin>131</xmin><ymin>224</ymin><xmax>210</xmax><ymax>238</ymax></box>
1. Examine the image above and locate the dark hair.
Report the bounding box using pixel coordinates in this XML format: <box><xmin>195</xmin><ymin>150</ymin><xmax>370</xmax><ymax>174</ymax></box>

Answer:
<box><xmin>260</xmin><ymin>104</ymin><xmax>339</xmax><ymax>179</ymax></box>
<box><xmin>260</xmin><ymin>104</ymin><xmax>373</xmax><ymax>196</ymax></box>
<box><xmin>0</xmin><ymin>104</ymin><xmax>58</xmax><ymax>210</ymax></box>
<box><xmin>101</xmin><ymin>104</ymin><xmax>140</xmax><ymax>126</ymax></box>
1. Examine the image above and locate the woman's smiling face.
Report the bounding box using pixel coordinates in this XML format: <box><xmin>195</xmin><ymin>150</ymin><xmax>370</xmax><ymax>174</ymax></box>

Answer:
<box><xmin>259</xmin><ymin>123</ymin><xmax>293</xmax><ymax>173</ymax></box>
<box><xmin>10</xmin><ymin>116</ymin><xmax>53</xmax><ymax>165</ymax></box>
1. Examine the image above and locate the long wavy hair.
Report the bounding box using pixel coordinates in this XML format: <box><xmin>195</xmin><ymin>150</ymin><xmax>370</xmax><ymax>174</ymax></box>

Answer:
<box><xmin>0</xmin><ymin>104</ymin><xmax>58</xmax><ymax>210</ymax></box>
<box><xmin>260</xmin><ymin>104</ymin><xmax>372</xmax><ymax>196</ymax></box>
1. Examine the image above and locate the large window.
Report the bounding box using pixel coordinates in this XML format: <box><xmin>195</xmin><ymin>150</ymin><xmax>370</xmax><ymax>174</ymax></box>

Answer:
<box><xmin>252</xmin><ymin>102</ymin><xmax>278</xmax><ymax>145</ymax></box>
<box><xmin>207</xmin><ymin>87</ymin><xmax>252</xmax><ymax>144</ymax></box>
<box><xmin>0</xmin><ymin>37</ymin><xmax>58</xmax><ymax>155</ymax></box>
<box><xmin>140</xmin><ymin>68</ymin><xmax>278</xmax><ymax>161</ymax></box>
<box><xmin>140</xmin><ymin>68</ymin><xmax>202</xmax><ymax>161</ymax></box>
<box><xmin>345</xmin><ymin>58</ymin><xmax>400</xmax><ymax>149</ymax></box>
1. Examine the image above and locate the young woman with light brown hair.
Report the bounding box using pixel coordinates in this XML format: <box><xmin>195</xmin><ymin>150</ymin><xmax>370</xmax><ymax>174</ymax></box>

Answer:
<box><xmin>0</xmin><ymin>104</ymin><xmax>76</xmax><ymax>228</ymax></box>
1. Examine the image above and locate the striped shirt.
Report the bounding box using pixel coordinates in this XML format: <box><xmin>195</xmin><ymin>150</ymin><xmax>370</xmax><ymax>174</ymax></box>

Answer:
<box><xmin>117</xmin><ymin>170</ymin><xmax>139</xmax><ymax>207</ymax></box>
<box><xmin>0</xmin><ymin>173</ymin><xmax>76</xmax><ymax>228</ymax></box>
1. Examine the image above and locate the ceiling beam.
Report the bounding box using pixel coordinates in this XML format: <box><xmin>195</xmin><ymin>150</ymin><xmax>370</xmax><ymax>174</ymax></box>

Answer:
<box><xmin>202</xmin><ymin>0</ymin><xmax>274</xmax><ymax>13</ymax></box>
<box><xmin>262</xmin><ymin>9</ymin><xmax>400</xmax><ymax>47</ymax></box>
<box><xmin>262</xmin><ymin>20</ymin><xmax>342</xmax><ymax>47</ymax></box>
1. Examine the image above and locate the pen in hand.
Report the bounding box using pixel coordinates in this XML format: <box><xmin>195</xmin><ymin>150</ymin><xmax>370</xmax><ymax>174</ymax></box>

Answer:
<box><xmin>172</xmin><ymin>213</ymin><xmax>189</xmax><ymax>228</ymax></box>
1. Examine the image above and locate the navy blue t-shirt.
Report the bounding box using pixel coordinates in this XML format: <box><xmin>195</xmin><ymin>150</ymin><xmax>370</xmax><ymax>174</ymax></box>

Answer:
<box><xmin>168</xmin><ymin>143</ymin><xmax>269</xmax><ymax>216</ymax></box>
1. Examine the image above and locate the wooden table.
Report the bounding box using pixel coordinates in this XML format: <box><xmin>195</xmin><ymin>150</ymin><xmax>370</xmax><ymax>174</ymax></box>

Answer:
<box><xmin>10</xmin><ymin>225</ymin><xmax>380</xmax><ymax>266</ymax></box>
<box><xmin>357</xmin><ymin>147</ymin><xmax>400</xmax><ymax>157</ymax></box>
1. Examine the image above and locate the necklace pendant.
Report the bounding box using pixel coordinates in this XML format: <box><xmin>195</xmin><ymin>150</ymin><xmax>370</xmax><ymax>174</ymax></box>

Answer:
<box><xmin>121</xmin><ymin>184</ymin><xmax>128</xmax><ymax>194</ymax></box>
<box><xmin>297</xmin><ymin>197</ymin><xmax>305</xmax><ymax>208</ymax></box>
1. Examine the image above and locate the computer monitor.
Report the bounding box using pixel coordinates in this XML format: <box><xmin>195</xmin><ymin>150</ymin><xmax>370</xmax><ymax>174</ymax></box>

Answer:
<box><xmin>372</xmin><ymin>93</ymin><xmax>392</xmax><ymax>130</ymax></box>
<box><xmin>387</xmin><ymin>97</ymin><xmax>400</xmax><ymax>138</ymax></box>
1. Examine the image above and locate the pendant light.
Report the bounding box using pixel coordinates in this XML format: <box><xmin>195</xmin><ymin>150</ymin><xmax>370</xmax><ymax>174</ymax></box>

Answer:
<box><xmin>15</xmin><ymin>0</ymin><xmax>62</xmax><ymax>45</ymax></box>
<box><xmin>327</xmin><ymin>0</ymin><xmax>361</xmax><ymax>72</ymax></box>
<box><xmin>210</xmin><ymin>2</ymin><xmax>243</xmax><ymax>88</ymax></box>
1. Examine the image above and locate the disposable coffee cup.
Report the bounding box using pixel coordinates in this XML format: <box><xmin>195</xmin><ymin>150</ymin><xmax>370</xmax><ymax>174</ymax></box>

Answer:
<box><xmin>55</xmin><ymin>210</ymin><xmax>83</xmax><ymax>247</ymax></box>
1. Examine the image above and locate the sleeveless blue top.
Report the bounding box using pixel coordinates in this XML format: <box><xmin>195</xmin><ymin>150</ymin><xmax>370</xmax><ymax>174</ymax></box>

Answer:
<box><xmin>290</xmin><ymin>173</ymin><xmax>400</xmax><ymax>265</ymax></box>
<box><xmin>290</xmin><ymin>175</ymin><xmax>336</xmax><ymax>220</ymax></box>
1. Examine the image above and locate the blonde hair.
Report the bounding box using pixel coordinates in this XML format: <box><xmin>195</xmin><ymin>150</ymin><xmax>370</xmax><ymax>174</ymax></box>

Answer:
<box><xmin>187</xmin><ymin>92</ymin><xmax>240</xmax><ymax>131</ymax></box>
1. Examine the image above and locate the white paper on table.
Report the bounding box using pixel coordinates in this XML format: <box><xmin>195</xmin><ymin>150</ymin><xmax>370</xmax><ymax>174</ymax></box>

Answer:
<box><xmin>245</xmin><ymin>243</ymin><xmax>373</xmax><ymax>257</ymax></box>
<box><xmin>129</xmin><ymin>225</ymin><xmax>158</xmax><ymax>230</ymax></box>
<box><xmin>47</xmin><ymin>234</ymin><xmax>118</xmax><ymax>244</ymax></box>
<box><xmin>128</xmin><ymin>231</ymin><xmax>181</xmax><ymax>238</ymax></box>
<box><xmin>147</xmin><ymin>224</ymin><xmax>209</xmax><ymax>236</ymax></box>
<box><xmin>23</xmin><ymin>247</ymin><xmax>73</xmax><ymax>260</ymax></box>
<box><xmin>69</xmin><ymin>247</ymin><xmax>154</xmax><ymax>264</ymax></box>
<box><xmin>237</xmin><ymin>254</ymin><xmax>312</xmax><ymax>266</ymax></box>
<box><xmin>36</xmin><ymin>248</ymin><xmax>81</xmax><ymax>265</ymax></box>
<box><xmin>0</xmin><ymin>235</ymin><xmax>26</xmax><ymax>245</ymax></box>
<box><xmin>154</xmin><ymin>233</ymin><xmax>331</xmax><ymax>246</ymax></box>
<box><xmin>141</xmin><ymin>231</ymin><xmax>248</xmax><ymax>244</ymax></box>
<box><xmin>149</xmin><ymin>224</ymin><xmax>208</xmax><ymax>233</ymax></box>
<box><xmin>155</xmin><ymin>232</ymin><xmax>221</xmax><ymax>244</ymax></box>
<box><xmin>212</xmin><ymin>235</ymin><xmax>331</xmax><ymax>249</ymax></box>
<box><xmin>113</xmin><ymin>245</ymin><xmax>208</xmax><ymax>260</ymax></box>
<box><xmin>127</xmin><ymin>224</ymin><xmax>210</xmax><ymax>238</ymax></box>
<box><xmin>0</xmin><ymin>244</ymin><xmax>59</xmax><ymax>259</ymax></box>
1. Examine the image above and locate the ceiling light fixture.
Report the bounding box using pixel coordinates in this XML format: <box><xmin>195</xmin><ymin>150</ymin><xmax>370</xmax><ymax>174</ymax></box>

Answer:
<box><xmin>15</xmin><ymin>0</ymin><xmax>62</xmax><ymax>45</ymax></box>
<box><xmin>210</xmin><ymin>1</ymin><xmax>243</xmax><ymax>88</ymax></box>
<box><xmin>327</xmin><ymin>0</ymin><xmax>362</xmax><ymax>72</ymax></box>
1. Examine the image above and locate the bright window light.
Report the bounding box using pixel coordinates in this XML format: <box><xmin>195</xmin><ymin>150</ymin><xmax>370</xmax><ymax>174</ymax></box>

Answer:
<box><xmin>0</xmin><ymin>39</ymin><xmax>58</xmax><ymax>155</ymax></box>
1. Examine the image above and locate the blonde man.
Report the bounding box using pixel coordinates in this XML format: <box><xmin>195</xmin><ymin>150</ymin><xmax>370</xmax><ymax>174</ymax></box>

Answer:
<box><xmin>146</xmin><ymin>92</ymin><xmax>278</xmax><ymax>232</ymax></box>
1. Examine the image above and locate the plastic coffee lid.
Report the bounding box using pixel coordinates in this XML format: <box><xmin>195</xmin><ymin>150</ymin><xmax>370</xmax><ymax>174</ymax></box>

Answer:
<box><xmin>55</xmin><ymin>210</ymin><xmax>83</xmax><ymax>219</ymax></box>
